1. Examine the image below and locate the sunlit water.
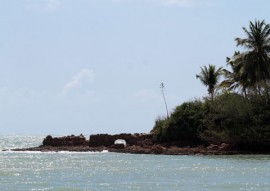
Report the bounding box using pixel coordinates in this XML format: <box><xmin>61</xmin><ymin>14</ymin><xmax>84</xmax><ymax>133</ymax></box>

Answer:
<box><xmin>1</xmin><ymin>135</ymin><xmax>270</xmax><ymax>191</ymax></box>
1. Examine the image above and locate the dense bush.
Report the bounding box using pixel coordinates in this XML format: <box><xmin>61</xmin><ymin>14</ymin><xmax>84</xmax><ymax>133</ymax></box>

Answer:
<box><xmin>152</xmin><ymin>93</ymin><xmax>270</xmax><ymax>150</ymax></box>
<box><xmin>200</xmin><ymin>93</ymin><xmax>253</xmax><ymax>145</ymax></box>
<box><xmin>152</xmin><ymin>100</ymin><xmax>207</xmax><ymax>146</ymax></box>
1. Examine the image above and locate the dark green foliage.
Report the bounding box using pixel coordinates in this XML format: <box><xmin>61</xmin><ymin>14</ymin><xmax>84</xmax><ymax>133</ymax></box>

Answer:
<box><xmin>152</xmin><ymin>93</ymin><xmax>270</xmax><ymax>150</ymax></box>
<box><xmin>225</xmin><ymin>20</ymin><xmax>270</xmax><ymax>96</ymax></box>
<box><xmin>151</xmin><ymin>116</ymin><xmax>170</xmax><ymax>141</ymax></box>
<box><xmin>152</xmin><ymin>100</ymin><xmax>207</xmax><ymax>146</ymax></box>
<box><xmin>200</xmin><ymin>93</ymin><xmax>253</xmax><ymax>145</ymax></box>
<box><xmin>199</xmin><ymin>93</ymin><xmax>270</xmax><ymax>148</ymax></box>
<box><xmin>234</xmin><ymin>20</ymin><xmax>270</xmax><ymax>86</ymax></box>
<box><xmin>248</xmin><ymin>93</ymin><xmax>270</xmax><ymax>148</ymax></box>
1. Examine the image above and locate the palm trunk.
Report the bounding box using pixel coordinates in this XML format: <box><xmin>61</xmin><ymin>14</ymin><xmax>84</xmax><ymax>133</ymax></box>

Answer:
<box><xmin>209</xmin><ymin>88</ymin><xmax>214</xmax><ymax>101</ymax></box>
<box><xmin>243</xmin><ymin>88</ymin><xmax>247</xmax><ymax>98</ymax></box>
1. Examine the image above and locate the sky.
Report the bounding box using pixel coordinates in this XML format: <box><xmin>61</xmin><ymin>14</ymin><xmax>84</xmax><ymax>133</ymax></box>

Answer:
<box><xmin>0</xmin><ymin>0</ymin><xmax>269</xmax><ymax>135</ymax></box>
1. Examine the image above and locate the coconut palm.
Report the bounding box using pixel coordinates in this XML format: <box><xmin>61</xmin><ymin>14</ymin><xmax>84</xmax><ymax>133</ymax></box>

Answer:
<box><xmin>220</xmin><ymin>51</ymin><xmax>249</xmax><ymax>96</ymax></box>
<box><xmin>196</xmin><ymin>64</ymin><xmax>222</xmax><ymax>101</ymax></box>
<box><xmin>232</xmin><ymin>20</ymin><xmax>270</xmax><ymax>94</ymax></box>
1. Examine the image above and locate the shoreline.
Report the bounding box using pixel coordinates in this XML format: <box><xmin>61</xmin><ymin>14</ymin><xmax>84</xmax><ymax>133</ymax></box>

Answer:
<box><xmin>5</xmin><ymin>134</ymin><xmax>270</xmax><ymax>155</ymax></box>
<box><xmin>8</xmin><ymin>145</ymin><xmax>270</xmax><ymax>155</ymax></box>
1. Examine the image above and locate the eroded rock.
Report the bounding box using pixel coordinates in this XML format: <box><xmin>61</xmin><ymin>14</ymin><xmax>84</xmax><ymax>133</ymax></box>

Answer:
<box><xmin>42</xmin><ymin>134</ymin><xmax>86</xmax><ymax>147</ymax></box>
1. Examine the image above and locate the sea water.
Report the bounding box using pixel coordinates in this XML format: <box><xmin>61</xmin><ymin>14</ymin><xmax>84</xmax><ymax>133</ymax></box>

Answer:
<box><xmin>1</xmin><ymin>135</ymin><xmax>270</xmax><ymax>191</ymax></box>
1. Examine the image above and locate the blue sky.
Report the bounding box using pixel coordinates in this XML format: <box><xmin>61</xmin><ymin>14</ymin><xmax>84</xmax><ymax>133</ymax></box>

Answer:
<box><xmin>0</xmin><ymin>0</ymin><xmax>269</xmax><ymax>135</ymax></box>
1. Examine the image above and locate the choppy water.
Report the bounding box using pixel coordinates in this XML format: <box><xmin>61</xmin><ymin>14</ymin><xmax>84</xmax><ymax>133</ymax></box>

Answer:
<box><xmin>1</xmin><ymin>135</ymin><xmax>270</xmax><ymax>191</ymax></box>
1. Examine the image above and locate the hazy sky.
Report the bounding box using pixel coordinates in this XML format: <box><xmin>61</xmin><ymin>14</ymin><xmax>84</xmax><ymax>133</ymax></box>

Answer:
<box><xmin>0</xmin><ymin>0</ymin><xmax>269</xmax><ymax>135</ymax></box>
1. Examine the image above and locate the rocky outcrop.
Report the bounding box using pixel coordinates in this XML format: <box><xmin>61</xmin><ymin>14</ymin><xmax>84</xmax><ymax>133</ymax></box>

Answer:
<box><xmin>11</xmin><ymin>136</ymin><xmax>253</xmax><ymax>155</ymax></box>
<box><xmin>12</xmin><ymin>134</ymin><xmax>245</xmax><ymax>155</ymax></box>
<box><xmin>42</xmin><ymin>134</ymin><xmax>87</xmax><ymax>147</ymax></box>
<box><xmin>89</xmin><ymin>133</ymin><xmax>154</xmax><ymax>147</ymax></box>
<box><xmin>41</xmin><ymin>133</ymin><xmax>155</xmax><ymax>148</ymax></box>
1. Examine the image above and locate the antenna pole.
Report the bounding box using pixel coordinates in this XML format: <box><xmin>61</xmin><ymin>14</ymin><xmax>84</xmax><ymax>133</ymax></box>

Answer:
<box><xmin>160</xmin><ymin>83</ymin><xmax>169</xmax><ymax>119</ymax></box>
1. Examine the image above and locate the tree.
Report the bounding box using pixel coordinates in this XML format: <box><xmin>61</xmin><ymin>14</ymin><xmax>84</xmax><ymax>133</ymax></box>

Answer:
<box><xmin>229</xmin><ymin>20</ymin><xmax>270</xmax><ymax>95</ymax></box>
<box><xmin>220</xmin><ymin>51</ymin><xmax>249</xmax><ymax>96</ymax></box>
<box><xmin>196</xmin><ymin>64</ymin><xmax>222</xmax><ymax>101</ymax></box>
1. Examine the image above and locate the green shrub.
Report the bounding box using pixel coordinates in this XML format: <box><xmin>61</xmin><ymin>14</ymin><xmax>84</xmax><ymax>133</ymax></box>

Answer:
<box><xmin>152</xmin><ymin>92</ymin><xmax>270</xmax><ymax>150</ymax></box>
<box><xmin>151</xmin><ymin>116</ymin><xmax>170</xmax><ymax>141</ymax></box>
<box><xmin>201</xmin><ymin>93</ymin><xmax>254</xmax><ymax>145</ymax></box>
<box><xmin>152</xmin><ymin>100</ymin><xmax>207</xmax><ymax>145</ymax></box>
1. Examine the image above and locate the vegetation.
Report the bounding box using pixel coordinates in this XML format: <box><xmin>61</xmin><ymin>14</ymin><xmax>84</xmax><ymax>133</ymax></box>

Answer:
<box><xmin>225</xmin><ymin>20</ymin><xmax>270</xmax><ymax>96</ymax></box>
<box><xmin>152</xmin><ymin>20</ymin><xmax>270</xmax><ymax>151</ymax></box>
<box><xmin>152</xmin><ymin>100</ymin><xmax>207</xmax><ymax>146</ymax></box>
<box><xmin>196</xmin><ymin>64</ymin><xmax>222</xmax><ymax>101</ymax></box>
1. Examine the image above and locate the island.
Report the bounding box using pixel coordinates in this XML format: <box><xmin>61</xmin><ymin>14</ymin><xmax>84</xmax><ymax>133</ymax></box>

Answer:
<box><xmin>8</xmin><ymin>20</ymin><xmax>270</xmax><ymax>155</ymax></box>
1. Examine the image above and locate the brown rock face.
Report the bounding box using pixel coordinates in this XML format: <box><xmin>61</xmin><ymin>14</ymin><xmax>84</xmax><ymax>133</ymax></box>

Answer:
<box><xmin>42</xmin><ymin>135</ymin><xmax>86</xmax><ymax>147</ymax></box>
<box><xmin>207</xmin><ymin>144</ymin><xmax>219</xmax><ymax>150</ymax></box>
<box><xmin>219</xmin><ymin>143</ymin><xmax>230</xmax><ymax>151</ymax></box>
<box><xmin>152</xmin><ymin>144</ymin><xmax>166</xmax><ymax>154</ymax></box>
<box><xmin>111</xmin><ymin>144</ymin><xmax>126</xmax><ymax>149</ymax></box>
<box><xmin>89</xmin><ymin>133</ymin><xmax>154</xmax><ymax>147</ymax></box>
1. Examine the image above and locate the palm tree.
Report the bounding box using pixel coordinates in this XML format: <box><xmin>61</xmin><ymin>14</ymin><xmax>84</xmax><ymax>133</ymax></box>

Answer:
<box><xmin>196</xmin><ymin>64</ymin><xmax>222</xmax><ymax>101</ymax></box>
<box><xmin>220</xmin><ymin>51</ymin><xmax>249</xmax><ymax>96</ymax></box>
<box><xmin>231</xmin><ymin>20</ymin><xmax>270</xmax><ymax>94</ymax></box>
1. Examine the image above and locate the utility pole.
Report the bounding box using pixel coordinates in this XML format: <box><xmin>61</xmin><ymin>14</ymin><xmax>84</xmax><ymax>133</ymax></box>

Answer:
<box><xmin>160</xmin><ymin>83</ymin><xmax>169</xmax><ymax>119</ymax></box>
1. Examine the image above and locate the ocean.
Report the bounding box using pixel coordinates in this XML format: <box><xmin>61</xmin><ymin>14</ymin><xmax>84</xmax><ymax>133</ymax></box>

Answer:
<box><xmin>0</xmin><ymin>135</ymin><xmax>270</xmax><ymax>191</ymax></box>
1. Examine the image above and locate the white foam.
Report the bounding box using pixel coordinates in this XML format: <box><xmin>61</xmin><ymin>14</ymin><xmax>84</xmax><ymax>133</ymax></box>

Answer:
<box><xmin>0</xmin><ymin>150</ymin><xmax>42</xmax><ymax>154</ymax></box>
<box><xmin>0</xmin><ymin>150</ymin><xmax>109</xmax><ymax>154</ymax></box>
<box><xmin>57</xmin><ymin>150</ymin><xmax>109</xmax><ymax>154</ymax></box>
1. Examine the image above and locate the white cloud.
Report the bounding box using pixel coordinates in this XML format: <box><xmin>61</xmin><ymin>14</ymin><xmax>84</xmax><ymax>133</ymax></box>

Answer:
<box><xmin>61</xmin><ymin>68</ymin><xmax>95</xmax><ymax>95</ymax></box>
<box><xmin>0</xmin><ymin>69</ymin><xmax>96</xmax><ymax>104</ymax></box>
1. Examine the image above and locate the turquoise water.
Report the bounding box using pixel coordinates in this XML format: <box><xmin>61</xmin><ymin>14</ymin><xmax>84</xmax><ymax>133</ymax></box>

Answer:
<box><xmin>1</xmin><ymin>136</ymin><xmax>270</xmax><ymax>191</ymax></box>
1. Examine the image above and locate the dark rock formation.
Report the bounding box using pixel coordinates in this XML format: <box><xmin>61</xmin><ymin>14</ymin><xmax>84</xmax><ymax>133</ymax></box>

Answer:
<box><xmin>111</xmin><ymin>144</ymin><xmax>126</xmax><ymax>149</ymax></box>
<box><xmin>89</xmin><ymin>133</ymin><xmax>154</xmax><ymax>147</ymax></box>
<box><xmin>42</xmin><ymin>134</ymin><xmax>87</xmax><ymax>147</ymax></box>
<box><xmin>41</xmin><ymin>133</ymin><xmax>155</xmax><ymax>148</ymax></box>
<box><xmin>207</xmin><ymin>143</ymin><xmax>231</xmax><ymax>151</ymax></box>
<box><xmin>207</xmin><ymin>144</ymin><xmax>219</xmax><ymax>150</ymax></box>
<box><xmin>219</xmin><ymin>143</ymin><xmax>230</xmax><ymax>151</ymax></box>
